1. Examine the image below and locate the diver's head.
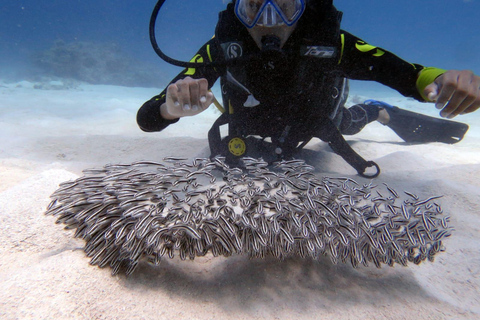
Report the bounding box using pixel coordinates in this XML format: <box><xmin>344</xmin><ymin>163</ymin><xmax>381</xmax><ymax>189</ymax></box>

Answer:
<box><xmin>234</xmin><ymin>0</ymin><xmax>306</xmax><ymax>49</ymax></box>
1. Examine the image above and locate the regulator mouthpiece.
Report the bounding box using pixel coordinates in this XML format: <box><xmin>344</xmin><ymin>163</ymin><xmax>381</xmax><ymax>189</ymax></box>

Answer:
<box><xmin>261</xmin><ymin>35</ymin><xmax>282</xmax><ymax>52</ymax></box>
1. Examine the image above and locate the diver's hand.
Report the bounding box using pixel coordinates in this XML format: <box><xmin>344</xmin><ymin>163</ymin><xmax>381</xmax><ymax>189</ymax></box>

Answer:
<box><xmin>161</xmin><ymin>77</ymin><xmax>214</xmax><ymax>120</ymax></box>
<box><xmin>424</xmin><ymin>70</ymin><xmax>480</xmax><ymax>119</ymax></box>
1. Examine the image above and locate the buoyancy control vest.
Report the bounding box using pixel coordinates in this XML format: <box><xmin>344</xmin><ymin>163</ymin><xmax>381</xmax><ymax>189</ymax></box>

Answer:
<box><xmin>208</xmin><ymin>2</ymin><xmax>380</xmax><ymax>177</ymax></box>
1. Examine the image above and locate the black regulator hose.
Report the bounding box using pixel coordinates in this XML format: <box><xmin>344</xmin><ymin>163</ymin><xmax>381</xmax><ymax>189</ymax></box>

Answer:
<box><xmin>149</xmin><ymin>0</ymin><xmax>189</xmax><ymax>68</ymax></box>
<box><xmin>149</xmin><ymin>0</ymin><xmax>241</xmax><ymax>68</ymax></box>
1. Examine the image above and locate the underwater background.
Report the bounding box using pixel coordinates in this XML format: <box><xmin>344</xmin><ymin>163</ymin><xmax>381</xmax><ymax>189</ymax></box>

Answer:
<box><xmin>2</xmin><ymin>2</ymin><xmax>480</xmax><ymax>319</ymax></box>
<box><xmin>1</xmin><ymin>0</ymin><xmax>479</xmax><ymax>89</ymax></box>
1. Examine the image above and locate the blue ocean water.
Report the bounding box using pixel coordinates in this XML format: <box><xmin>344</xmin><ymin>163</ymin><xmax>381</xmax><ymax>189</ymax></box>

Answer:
<box><xmin>1</xmin><ymin>4</ymin><xmax>480</xmax><ymax>315</ymax></box>
<box><xmin>1</xmin><ymin>0</ymin><xmax>479</xmax><ymax>86</ymax></box>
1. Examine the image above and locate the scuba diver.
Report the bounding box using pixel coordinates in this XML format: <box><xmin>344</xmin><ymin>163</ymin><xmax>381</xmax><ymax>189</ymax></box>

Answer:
<box><xmin>137</xmin><ymin>0</ymin><xmax>480</xmax><ymax>177</ymax></box>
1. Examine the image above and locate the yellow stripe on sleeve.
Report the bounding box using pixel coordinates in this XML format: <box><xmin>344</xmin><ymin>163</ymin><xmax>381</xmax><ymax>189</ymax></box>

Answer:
<box><xmin>416</xmin><ymin>67</ymin><xmax>447</xmax><ymax>101</ymax></box>
<box><xmin>338</xmin><ymin>33</ymin><xmax>345</xmax><ymax>65</ymax></box>
<box><xmin>355</xmin><ymin>40</ymin><xmax>385</xmax><ymax>57</ymax></box>
<box><xmin>206</xmin><ymin>45</ymin><xmax>213</xmax><ymax>62</ymax></box>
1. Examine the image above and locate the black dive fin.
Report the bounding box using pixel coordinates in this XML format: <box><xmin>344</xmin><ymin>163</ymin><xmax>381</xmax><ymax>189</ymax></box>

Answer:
<box><xmin>365</xmin><ymin>100</ymin><xmax>469</xmax><ymax>144</ymax></box>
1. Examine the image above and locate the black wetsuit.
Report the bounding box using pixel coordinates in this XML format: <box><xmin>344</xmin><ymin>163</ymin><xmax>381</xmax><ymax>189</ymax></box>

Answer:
<box><xmin>137</xmin><ymin>3</ymin><xmax>431</xmax><ymax>169</ymax></box>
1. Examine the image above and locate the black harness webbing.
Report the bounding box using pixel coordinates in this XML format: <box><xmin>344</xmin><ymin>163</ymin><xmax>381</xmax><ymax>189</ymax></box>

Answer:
<box><xmin>208</xmin><ymin>113</ymin><xmax>380</xmax><ymax>178</ymax></box>
<box><xmin>208</xmin><ymin>112</ymin><xmax>229</xmax><ymax>157</ymax></box>
<box><xmin>315</xmin><ymin>118</ymin><xmax>380</xmax><ymax>178</ymax></box>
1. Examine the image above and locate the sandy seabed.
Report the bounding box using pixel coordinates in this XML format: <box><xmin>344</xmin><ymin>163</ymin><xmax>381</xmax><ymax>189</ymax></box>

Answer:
<box><xmin>0</xmin><ymin>80</ymin><xmax>479</xmax><ymax>319</ymax></box>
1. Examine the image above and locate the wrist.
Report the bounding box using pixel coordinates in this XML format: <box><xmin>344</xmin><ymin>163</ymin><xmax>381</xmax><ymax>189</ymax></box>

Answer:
<box><xmin>416</xmin><ymin>67</ymin><xmax>447</xmax><ymax>101</ymax></box>
<box><xmin>160</xmin><ymin>103</ymin><xmax>179</xmax><ymax>120</ymax></box>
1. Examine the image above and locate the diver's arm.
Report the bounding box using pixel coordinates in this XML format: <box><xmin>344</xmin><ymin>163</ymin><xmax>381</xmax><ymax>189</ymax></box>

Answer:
<box><xmin>337</xmin><ymin>32</ymin><xmax>480</xmax><ymax>118</ymax></box>
<box><xmin>337</xmin><ymin>31</ymin><xmax>429</xmax><ymax>101</ymax></box>
<box><xmin>137</xmin><ymin>38</ymin><xmax>221</xmax><ymax>132</ymax></box>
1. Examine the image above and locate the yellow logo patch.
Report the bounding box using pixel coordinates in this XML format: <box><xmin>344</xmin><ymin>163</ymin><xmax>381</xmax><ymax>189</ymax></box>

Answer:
<box><xmin>355</xmin><ymin>41</ymin><xmax>385</xmax><ymax>57</ymax></box>
<box><xmin>184</xmin><ymin>54</ymin><xmax>204</xmax><ymax>76</ymax></box>
<box><xmin>228</xmin><ymin>137</ymin><xmax>246</xmax><ymax>157</ymax></box>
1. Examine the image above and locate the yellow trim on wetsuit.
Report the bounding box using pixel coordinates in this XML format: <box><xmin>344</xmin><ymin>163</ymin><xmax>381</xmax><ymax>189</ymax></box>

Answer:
<box><xmin>416</xmin><ymin>67</ymin><xmax>447</xmax><ymax>101</ymax></box>
<box><xmin>229</xmin><ymin>100</ymin><xmax>234</xmax><ymax>114</ymax></box>
<box><xmin>206</xmin><ymin>44</ymin><xmax>213</xmax><ymax>62</ymax></box>
<box><xmin>338</xmin><ymin>33</ymin><xmax>345</xmax><ymax>65</ymax></box>
<box><xmin>206</xmin><ymin>43</ymin><xmax>218</xmax><ymax>73</ymax></box>
<box><xmin>355</xmin><ymin>41</ymin><xmax>385</xmax><ymax>57</ymax></box>
<box><xmin>185</xmin><ymin>54</ymin><xmax>204</xmax><ymax>76</ymax></box>
<box><xmin>155</xmin><ymin>94</ymin><xmax>166</xmax><ymax>101</ymax></box>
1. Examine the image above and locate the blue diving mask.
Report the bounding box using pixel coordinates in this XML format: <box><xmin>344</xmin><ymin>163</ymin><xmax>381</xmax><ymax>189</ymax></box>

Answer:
<box><xmin>235</xmin><ymin>0</ymin><xmax>306</xmax><ymax>28</ymax></box>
